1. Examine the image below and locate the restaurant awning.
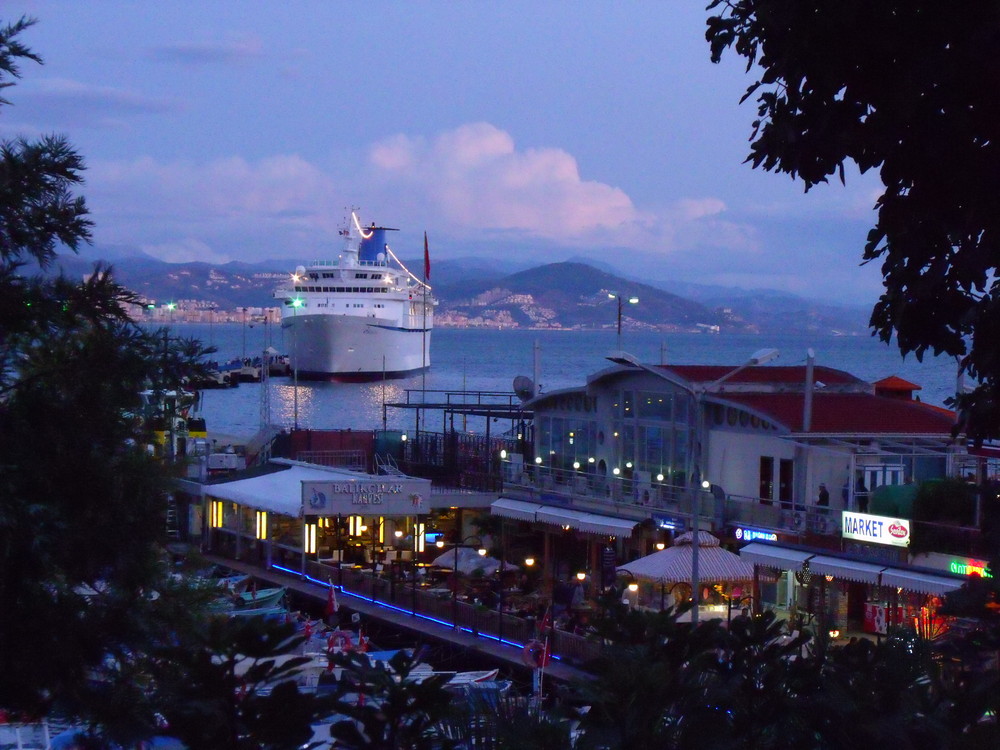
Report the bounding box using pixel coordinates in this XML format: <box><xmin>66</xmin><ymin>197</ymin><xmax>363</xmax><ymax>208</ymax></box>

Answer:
<box><xmin>738</xmin><ymin>542</ymin><xmax>814</xmax><ymax>571</ymax></box>
<box><xmin>807</xmin><ymin>555</ymin><xmax>886</xmax><ymax>584</ymax></box>
<box><xmin>738</xmin><ymin>543</ymin><xmax>967</xmax><ymax>595</ymax></box>
<box><xmin>879</xmin><ymin>568</ymin><xmax>965</xmax><ymax>596</ymax></box>
<box><xmin>490</xmin><ymin>500</ymin><xmax>638</xmax><ymax>537</ymax></box>
<box><xmin>490</xmin><ymin>498</ymin><xmax>543</xmax><ymax>522</ymax></box>
<box><xmin>205</xmin><ymin>464</ymin><xmax>341</xmax><ymax>516</ymax></box>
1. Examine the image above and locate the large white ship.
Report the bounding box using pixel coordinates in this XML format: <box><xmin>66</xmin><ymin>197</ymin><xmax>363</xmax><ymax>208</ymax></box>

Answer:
<box><xmin>274</xmin><ymin>212</ymin><xmax>435</xmax><ymax>381</ymax></box>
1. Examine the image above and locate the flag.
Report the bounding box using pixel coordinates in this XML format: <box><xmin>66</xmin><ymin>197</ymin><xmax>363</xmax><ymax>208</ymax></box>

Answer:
<box><xmin>325</xmin><ymin>581</ymin><xmax>338</xmax><ymax>616</ymax></box>
<box><xmin>423</xmin><ymin>231</ymin><xmax>430</xmax><ymax>281</ymax></box>
<box><xmin>538</xmin><ymin>606</ymin><xmax>552</xmax><ymax>634</ymax></box>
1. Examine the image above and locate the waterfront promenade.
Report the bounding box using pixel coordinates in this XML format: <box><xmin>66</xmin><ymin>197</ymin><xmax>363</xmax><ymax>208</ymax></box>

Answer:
<box><xmin>205</xmin><ymin>553</ymin><xmax>593</xmax><ymax>685</ymax></box>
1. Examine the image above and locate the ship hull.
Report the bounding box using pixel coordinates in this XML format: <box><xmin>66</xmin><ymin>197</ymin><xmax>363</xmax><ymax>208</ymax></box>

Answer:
<box><xmin>283</xmin><ymin>312</ymin><xmax>431</xmax><ymax>382</ymax></box>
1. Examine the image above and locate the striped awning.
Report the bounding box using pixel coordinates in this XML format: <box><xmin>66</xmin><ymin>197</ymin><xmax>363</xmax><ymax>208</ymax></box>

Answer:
<box><xmin>490</xmin><ymin>500</ymin><xmax>638</xmax><ymax>537</ymax></box>
<box><xmin>807</xmin><ymin>554</ymin><xmax>886</xmax><ymax>584</ymax></box>
<box><xmin>879</xmin><ymin>568</ymin><xmax>965</xmax><ymax>596</ymax></box>
<box><xmin>490</xmin><ymin>498</ymin><xmax>543</xmax><ymax>522</ymax></box>
<box><xmin>619</xmin><ymin>532</ymin><xmax>756</xmax><ymax>584</ymax></box>
<box><xmin>738</xmin><ymin>542</ymin><xmax>814</xmax><ymax>571</ymax></box>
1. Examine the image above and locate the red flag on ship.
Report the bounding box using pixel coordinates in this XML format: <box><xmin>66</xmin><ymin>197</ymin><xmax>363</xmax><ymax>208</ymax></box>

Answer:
<box><xmin>424</xmin><ymin>232</ymin><xmax>430</xmax><ymax>281</ymax></box>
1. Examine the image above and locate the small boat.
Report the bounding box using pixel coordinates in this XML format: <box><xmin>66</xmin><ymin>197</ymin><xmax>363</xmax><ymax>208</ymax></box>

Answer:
<box><xmin>211</xmin><ymin>585</ymin><xmax>287</xmax><ymax>614</ymax></box>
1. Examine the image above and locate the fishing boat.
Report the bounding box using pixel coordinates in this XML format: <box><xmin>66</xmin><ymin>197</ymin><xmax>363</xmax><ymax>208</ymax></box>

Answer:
<box><xmin>273</xmin><ymin>211</ymin><xmax>435</xmax><ymax>381</ymax></box>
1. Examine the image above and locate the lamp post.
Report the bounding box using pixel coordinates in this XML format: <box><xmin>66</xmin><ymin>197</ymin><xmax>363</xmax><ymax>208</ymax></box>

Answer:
<box><xmin>436</xmin><ymin>535</ymin><xmax>485</xmax><ymax>630</ymax></box>
<box><xmin>691</xmin><ymin>347</ymin><xmax>779</xmax><ymax>625</ymax></box>
<box><xmin>241</xmin><ymin>307</ymin><xmax>248</xmax><ymax>359</ymax></box>
<box><xmin>619</xmin><ymin>570</ymin><xmax>640</xmax><ymax>608</ymax></box>
<box><xmin>291</xmin><ymin>297</ymin><xmax>303</xmax><ymax>430</ymax></box>
<box><xmin>608</xmin><ymin>293</ymin><xmax>639</xmax><ymax>351</ymax></box>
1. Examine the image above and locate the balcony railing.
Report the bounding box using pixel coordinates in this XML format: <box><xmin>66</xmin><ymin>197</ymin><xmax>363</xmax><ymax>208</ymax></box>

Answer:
<box><xmin>500</xmin><ymin>461</ymin><xmax>841</xmax><ymax>540</ymax></box>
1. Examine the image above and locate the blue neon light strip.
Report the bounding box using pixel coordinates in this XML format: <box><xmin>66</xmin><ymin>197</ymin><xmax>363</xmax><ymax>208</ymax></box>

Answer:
<box><xmin>269</xmin><ymin>563</ymin><xmax>556</xmax><ymax>657</ymax></box>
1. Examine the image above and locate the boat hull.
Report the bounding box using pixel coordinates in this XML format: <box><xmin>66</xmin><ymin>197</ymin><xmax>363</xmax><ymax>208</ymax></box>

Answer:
<box><xmin>284</xmin><ymin>312</ymin><xmax>432</xmax><ymax>381</ymax></box>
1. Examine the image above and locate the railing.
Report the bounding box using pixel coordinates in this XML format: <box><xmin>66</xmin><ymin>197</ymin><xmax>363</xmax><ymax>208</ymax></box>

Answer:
<box><xmin>501</xmin><ymin>461</ymin><xmax>837</xmax><ymax>539</ymax></box>
<box><xmin>301</xmin><ymin>559</ymin><xmax>605</xmax><ymax>666</ymax></box>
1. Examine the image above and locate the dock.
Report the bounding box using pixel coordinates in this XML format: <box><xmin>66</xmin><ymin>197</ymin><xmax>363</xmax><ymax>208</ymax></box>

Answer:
<box><xmin>206</xmin><ymin>554</ymin><xmax>593</xmax><ymax>685</ymax></box>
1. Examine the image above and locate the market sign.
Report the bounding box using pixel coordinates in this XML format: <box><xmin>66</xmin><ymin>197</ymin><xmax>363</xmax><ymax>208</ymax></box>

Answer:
<box><xmin>841</xmin><ymin>511</ymin><xmax>911</xmax><ymax>548</ymax></box>
<box><xmin>734</xmin><ymin>527</ymin><xmax>778</xmax><ymax>543</ymax></box>
<box><xmin>302</xmin><ymin>478</ymin><xmax>432</xmax><ymax>516</ymax></box>
<box><xmin>949</xmin><ymin>558</ymin><xmax>993</xmax><ymax>578</ymax></box>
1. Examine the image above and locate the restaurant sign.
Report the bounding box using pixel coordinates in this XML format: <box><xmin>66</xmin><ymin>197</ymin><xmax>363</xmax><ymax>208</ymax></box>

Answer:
<box><xmin>734</xmin><ymin>527</ymin><xmax>778</xmax><ymax>543</ymax></box>
<box><xmin>301</xmin><ymin>478</ymin><xmax>432</xmax><ymax>516</ymax></box>
<box><xmin>841</xmin><ymin>511</ymin><xmax>911</xmax><ymax>548</ymax></box>
<box><xmin>949</xmin><ymin>558</ymin><xmax>993</xmax><ymax>578</ymax></box>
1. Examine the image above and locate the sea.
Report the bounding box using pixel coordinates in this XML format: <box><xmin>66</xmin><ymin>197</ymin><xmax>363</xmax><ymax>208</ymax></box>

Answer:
<box><xmin>160</xmin><ymin>323</ymin><xmax>963</xmax><ymax>439</ymax></box>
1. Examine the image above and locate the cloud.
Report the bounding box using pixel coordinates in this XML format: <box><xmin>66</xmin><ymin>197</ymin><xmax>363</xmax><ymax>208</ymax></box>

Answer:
<box><xmin>140</xmin><ymin>238</ymin><xmax>230</xmax><ymax>264</ymax></box>
<box><xmin>87</xmin><ymin>154</ymin><xmax>341</xmax><ymax>262</ymax></box>
<box><xmin>151</xmin><ymin>36</ymin><xmax>266</xmax><ymax>65</ymax></box>
<box><xmin>13</xmin><ymin>78</ymin><xmax>179</xmax><ymax>129</ymax></box>
<box><xmin>368</xmin><ymin>123</ymin><xmax>641</xmax><ymax>241</ymax></box>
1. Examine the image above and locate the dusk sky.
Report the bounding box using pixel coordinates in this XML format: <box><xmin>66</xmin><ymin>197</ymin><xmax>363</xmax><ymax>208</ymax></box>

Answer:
<box><xmin>5</xmin><ymin>2</ymin><xmax>886</xmax><ymax>304</ymax></box>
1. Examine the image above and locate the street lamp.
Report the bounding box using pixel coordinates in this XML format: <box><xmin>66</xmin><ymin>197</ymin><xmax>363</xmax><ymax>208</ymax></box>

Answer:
<box><xmin>608</xmin><ymin>293</ymin><xmax>639</xmax><ymax>351</ymax></box>
<box><xmin>436</xmin><ymin>535</ymin><xmax>485</xmax><ymax>629</ymax></box>
<box><xmin>291</xmin><ymin>297</ymin><xmax>303</xmax><ymax>430</ymax></box>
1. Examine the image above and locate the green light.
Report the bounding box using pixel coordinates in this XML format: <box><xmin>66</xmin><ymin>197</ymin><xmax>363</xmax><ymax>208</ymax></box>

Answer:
<box><xmin>291</xmin><ymin>298</ymin><xmax>304</xmax><ymax>308</ymax></box>
<box><xmin>166</xmin><ymin>302</ymin><xmax>176</xmax><ymax>310</ymax></box>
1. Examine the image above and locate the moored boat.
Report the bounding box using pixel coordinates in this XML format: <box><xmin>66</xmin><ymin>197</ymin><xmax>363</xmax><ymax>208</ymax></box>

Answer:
<box><xmin>273</xmin><ymin>211</ymin><xmax>435</xmax><ymax>381</ymax></box>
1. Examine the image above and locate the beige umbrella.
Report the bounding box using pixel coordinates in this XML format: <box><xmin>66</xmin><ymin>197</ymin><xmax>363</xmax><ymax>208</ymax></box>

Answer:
<box><xmin>431</xmin><ymin>546</ymin><xmax>518</xmax><ymax>576</ymax></box>
<box><xmin>617</xmin><ymin>530</ymin><xmax>756</xmax><ymax>584</ymax></box>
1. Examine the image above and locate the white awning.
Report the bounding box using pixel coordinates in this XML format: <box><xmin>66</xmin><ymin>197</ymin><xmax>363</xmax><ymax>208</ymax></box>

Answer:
<box><xmin>490</xmin><ymin>498</ymin><xmax>543</xmax><ymax>522</ymax></box>
<box><xmin>807</xmin><ymin>555</ymin><xmax>886</xmax><ymax>584</ymax></box>
<box><xmin>535</xmin><ymin>507</ymin><xmax>638</xmax><ymax>537</ymax></box>
<box><xmin>738</xmin><ymin>542</ymin><xmax>814</xmax><ymax>570</ymax></box>
<box><xmin>205</xmin><ymin>465</ymin><xmax>354</xmax><ymax>516</ymax></box>
<box><xmin>879</xmin><ymin>568</ymin><xmax>965</xmax><ymax>595</ymax></box>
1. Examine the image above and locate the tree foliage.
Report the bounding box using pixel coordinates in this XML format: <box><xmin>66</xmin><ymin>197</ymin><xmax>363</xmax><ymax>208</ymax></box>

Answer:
<box><xmin>0</xmin><ymin>14</ymin><xmax>217</xmax><ymax>735</ymax></box>
<box><xmin>705</xmin><ymin>1</ymin><xmax>1000</xmax><ymax>440</ymax></box>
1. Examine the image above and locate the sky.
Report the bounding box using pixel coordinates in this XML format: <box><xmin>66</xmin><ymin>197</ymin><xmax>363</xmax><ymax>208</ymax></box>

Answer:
<box><xmin>3</xmin><ymin>2</ymin><xmax>887</xmax><ymax>304</ymax></box>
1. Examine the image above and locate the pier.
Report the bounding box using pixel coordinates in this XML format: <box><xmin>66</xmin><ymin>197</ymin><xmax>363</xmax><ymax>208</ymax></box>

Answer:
<box><xmin>205</xmin><ymin>553</ymin><xmax>593</xmax><ymax>685</ymax></box>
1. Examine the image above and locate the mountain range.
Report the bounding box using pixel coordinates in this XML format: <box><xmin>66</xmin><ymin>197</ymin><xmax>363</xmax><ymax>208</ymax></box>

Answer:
<box><xmin>40</xmin><ymin>248</ymin><xmax>870</xmax><ymax>335</ymax></box>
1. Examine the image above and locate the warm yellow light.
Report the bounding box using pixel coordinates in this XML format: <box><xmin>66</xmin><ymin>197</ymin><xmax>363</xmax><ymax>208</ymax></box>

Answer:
<box><xmin>500</xmin><ymin>449</ymin><xmax>507</xmax><ymax>459</ymax></box>
<box><xmin>825</xmin><ymin>575</ymin><xmax>834</xmax><ymax>582</ymax></box>
<box><xmin>416</xmin><ymin>522</ymin><xmax>425</xmax><ymax>553</ymax></box>
<box><xmin>477</xmin><ymin>548</ymin><xmax>487</xmax><ymax>556</ymax></box>
<box><xmin>394</xmin><ymin>529</ymin><xmax>404</xmax><ymax>538</ymax></box>
<box><xmin>701</xmin><ymin>480</ymin><xmax>711</xmax><ymax>490</ymax></box>
<box><xmin>524</xmin><ymin>557</ymin><xmax>535</xmax><ymax>567</ymax></box>
<box><xmin>613</xmin><ymin>468</ymin><xmax>621</xmax><ymax>476</ymax></box>
<box><xmin>625</xmin><ymin>461</ymin><xmax>633</xmax><ymax>469</ymax></box>
<box><xmin>656</xmin><ymin>542</ymin><xmax>665</xmax><ymax>551</ymax></box>
<box><xmin>305</xmin><ymin>523</ymin><xmax>318</xmax><ymax>554</ymax></box>
<box><xmin>210</xmin><ymin>500</ymin><xmax>224</xmax><ymax>529</ymax></box>
<box><xmin>829</xmin><ymin>629</ymin><xmax>841</xmax><ymax>639</ymax></box>
<box><xmin>573</xmin><ymin>461</ymin><xmax>581</xmax><ymax>470</ymax></box>
<box><xmin>255</xmin><ymin>510</ymin><xmax>268</xmax><ymax>540</ymax></box>
<box><xmin>401</xmin><ymin>433</ymin><xmax>407</xmax><ymax>441</ymax></box>
<box><xmin>576</xmin><ymin>572</ymin><xmax>587</xmax><ymax>581</ymax></box>
<box><xmin>359</xmin><ymin>524</ymin><xmax>368</xmax><ymax>533</ymax></box>
<box><xmin>628</xmin><ymin>582</ymin><xmax>639</xmax><ymax>592</ymax></box>
<box><xmin>656</xmin><ymin>473</ymin><xmax>664</xmax><ymax>481</ymax></box>
<box><xmin>436</xmin><ymin>539</ymin><xmax>445</xmax><ymax>548</ymax></box>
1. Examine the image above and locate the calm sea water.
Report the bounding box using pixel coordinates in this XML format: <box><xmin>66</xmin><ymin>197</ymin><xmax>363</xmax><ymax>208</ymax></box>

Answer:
<box><xmin>162</xmin><ymin>323</ymin><xmax>961</xmax><ymax>439</ymax></box>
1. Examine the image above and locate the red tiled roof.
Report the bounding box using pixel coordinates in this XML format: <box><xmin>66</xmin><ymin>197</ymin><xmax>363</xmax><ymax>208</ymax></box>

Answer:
<box><xmin>719</xmin><ymin>392</ymin><xmax>956</xmax><ymax>434</ymax></box>
<box><xmin>873</xmin><ymin>375</ymin><xmax>922</xmax><ymax>391</ymax></box>
<box><xmin>657</xmin><ymin>364</ymin><xmax>866</xmax><ymax>387</ymax></box>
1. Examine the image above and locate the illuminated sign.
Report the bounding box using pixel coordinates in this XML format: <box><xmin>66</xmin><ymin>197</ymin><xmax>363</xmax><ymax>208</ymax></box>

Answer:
<box><xmin>842</xmin><ymin>511</ymin><xmax>910</xmax><ymax>547</ymax></box>
<box><xmin>949</xmin><ymin>558</ymin><xmax>993</xmax><ymax>578</ymax></box>
<box><xmin>302</xmin><ymin>478</ymin><xmax>432</xmax><ymax>516</ymax></box>
<box><xmin>734</xmin><ymin>527</ymin><xmax>778</xmax><ymax>543</ymax></box>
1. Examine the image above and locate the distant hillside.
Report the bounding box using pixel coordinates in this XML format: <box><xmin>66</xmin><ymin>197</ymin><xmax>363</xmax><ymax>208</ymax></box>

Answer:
<box><xmin>38</xmin><ymin>249</ymin><xmax>867</xmax><ymax>334</ymax></box>
<box><xmin>433</xmin><ymin>261</ymin><xmax>751</xmax><ymax>332</ymax></box>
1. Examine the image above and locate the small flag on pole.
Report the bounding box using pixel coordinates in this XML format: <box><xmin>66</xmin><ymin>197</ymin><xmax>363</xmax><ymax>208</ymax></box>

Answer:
<box><xmin>325</xmin><ymin>580</ymin><xmax>338</xmax><ymax>616</ymax></box>
<box><xmin>424</xmin><ymin>231</ymin><xmax>430</xmax><ymax>281</ymax></box>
